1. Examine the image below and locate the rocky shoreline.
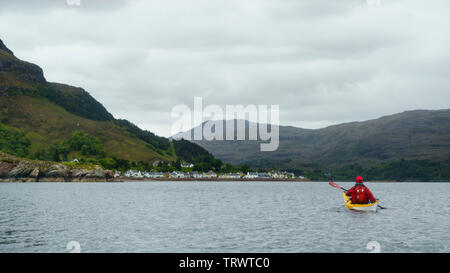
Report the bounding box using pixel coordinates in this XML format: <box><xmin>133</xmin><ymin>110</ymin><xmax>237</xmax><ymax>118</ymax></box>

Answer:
<box><xmin>0</xmin><ymin>152</ymin><xmax>121</xmax><ymax>182</ymax></box>
<box><xmin>0</xmin><ymin>152</ymin><xmax>311</xmax><ymax>183</ymax></box>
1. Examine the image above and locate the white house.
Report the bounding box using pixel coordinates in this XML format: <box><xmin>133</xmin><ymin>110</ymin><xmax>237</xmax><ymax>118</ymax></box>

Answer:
<box><xmin>124</xmin><ymin>170</ymin><xmax>135</xmax><ymax>177</ymax></box>
<box><xmin>124</xmin><ymin>170</ymin><xmax>144</xmax><ymax>178</ymax></box>
<box><xmin>181</xmin><ymin>163</ymin><xmax>194</xmax><ymax>168</ymax></box>
<box><xmin>148</xmin><ymin>172</ymin><xmax>165</xmax><ymax>178</ymax></box>
<box><xmin>204</xmin><ymin>171</ymin><xmax>217</xmax><ymax>178</ymax></box>
<box><xmin>257</xmin><ymin>172</ymin><xmax>271</xmax><ymax>179</ymax></box>
<box><xmin>152</xmin><ymin>160</ymin><xmax>162</xmax><ymax>167</ymax></box>
<box><xmin>244</xmin><ymin>172</ymin><xmax>259</xmax><ymax>179</ymax></box>
<box><xmin>220</xmin><ymin>173</ymin><xmax>242</xmax><ymax>179</ymax></box>
<box><xmin>170</xmin><ymin>171</ymin><xmax>187</xmax><ymax>178</ymax></box>
<box><xmin>270</xmin><ymin>172</ymin><xmax>289</xmax><ymax>179</ymax></box>
<box><xmin>191</xmin><ymin>171</ymin><xmax>204</xmax><ymax>179</ymax></box>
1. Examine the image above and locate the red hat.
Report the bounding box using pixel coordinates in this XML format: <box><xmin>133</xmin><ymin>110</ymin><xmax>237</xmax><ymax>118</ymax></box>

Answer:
<box><xmin>355</xmin><ymin>176</ymin><xmax>364</xmax><ymax>183</ymax></box>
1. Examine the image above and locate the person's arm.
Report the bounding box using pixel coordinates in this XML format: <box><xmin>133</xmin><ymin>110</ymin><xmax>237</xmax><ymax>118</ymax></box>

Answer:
<box><xmin>346</xmin><ymin>187</ymin><xmax>354</xmax><ymax>196</ymax></box>
<box><xmin>366</xmin><ymin>188</ymin><xmax>376</xmax><ymax>203</ymax></box>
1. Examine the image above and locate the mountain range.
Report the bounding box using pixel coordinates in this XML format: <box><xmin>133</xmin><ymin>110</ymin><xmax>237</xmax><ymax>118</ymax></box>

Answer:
<box><xmin>178</xmin><ymin>110</ymin><xmax>450</xmax><ymax>177</ymax></box>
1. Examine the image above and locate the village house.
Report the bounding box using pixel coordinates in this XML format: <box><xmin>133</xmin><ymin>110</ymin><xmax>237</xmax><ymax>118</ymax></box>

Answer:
<box><xmin>257</xmin><ymin>172</ymin><xmax>271</xmax><ymax>179</ymax></box>
<box><xmin>181</xmin><ymin>163</ymin><xmax>194</xmax><ymax>168</ymax></box>
<box><xmin>190</xmin><ymin>171</ymin><xmax>204</xmax><ymax>179</ymax></box>
<box><xmin>124</xmin><ymin>170</ymin><xmax>143</xmax><ymax>178</ymax></box>
<box><xmin>269</xmin><ymin>172</ymin><xmax>288</xmax><ymax>179</ymax></box>
<box><xmin>204</xmin><ymin>171</ymin><xmax>217</xmax><ymax>178</ymax></box>
<box><xmin>169</xmin><ymin>171</ymin><xmax>187</xmax><ymax>178</ymax></box>
<box><xmin>147</xmin><ymin>172</ymin><xmax>165</xmax><ymax>178</ymax></box>
<box><xmin>152</xmin><ymin>160</ymin><xmax>162</xmax><ymax>167</ymax></box>
<box><xmin>219</xmin><ymin>173</ymin><xmax>242</xmax><ymax>179</ymax></box>
<box><xmin>244</xmin><ymin>172</ymin><xmax>259</xmax><ymax>179</ymax></box>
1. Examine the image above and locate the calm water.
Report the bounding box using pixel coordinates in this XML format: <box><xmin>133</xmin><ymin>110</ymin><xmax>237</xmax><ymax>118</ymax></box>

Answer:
<box><xmin>0</xmin><ymin>182</ymin><xmax>449</xmax><ymax>253</ymax></box>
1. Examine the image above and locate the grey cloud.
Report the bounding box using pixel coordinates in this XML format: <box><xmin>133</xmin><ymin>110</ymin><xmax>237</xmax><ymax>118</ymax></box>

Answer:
<box><xmin>1</xmin><ymin>0</ymin><xmax>449</xmax><ymax>137</ymax></box>
<box><xmin>0</xmin><ymin>0</ymin><xmax>129</xmax><ymax>13</ymax></box>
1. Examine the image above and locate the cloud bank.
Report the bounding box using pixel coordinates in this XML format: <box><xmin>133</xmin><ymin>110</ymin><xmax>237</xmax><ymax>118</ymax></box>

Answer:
<box><xmin>1</xmin><ymin>0</ymin><xmax>449</xmax><ymax>136</ymax></box>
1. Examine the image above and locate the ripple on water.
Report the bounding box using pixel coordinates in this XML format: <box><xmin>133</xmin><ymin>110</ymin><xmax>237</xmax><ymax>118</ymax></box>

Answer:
<box><xmin>0</xmin><ymin>182</ymin><xmax>449</xmax><ymax>253</ymax></box>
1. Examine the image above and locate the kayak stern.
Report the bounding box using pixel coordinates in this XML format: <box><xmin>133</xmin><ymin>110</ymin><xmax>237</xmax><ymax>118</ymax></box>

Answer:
<box><xmin>343</xmin><ymin>192</ymin><xmax>378</xmax><ymax>212</ymax></box>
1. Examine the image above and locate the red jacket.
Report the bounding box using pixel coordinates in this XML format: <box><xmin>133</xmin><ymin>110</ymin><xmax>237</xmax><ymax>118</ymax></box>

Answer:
<box><xmin>346</xmin><ymin>184</ymin><xmax>376</xmax><ymax>204</ymax></box>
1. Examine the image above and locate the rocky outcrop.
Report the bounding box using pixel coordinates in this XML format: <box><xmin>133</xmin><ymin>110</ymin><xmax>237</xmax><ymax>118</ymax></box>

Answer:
<box><xmin>0</xmin><ymin>39</ymin><xmax>14</xmax><ymax>56</ymax></box>
<box><xmin>29</xmin><ymin>168</ymin><xmax>40</xmax><ymax>178</ymax></box>
<box><xmin>0</xmin><ymin>39</ymin><xmax>46</xmax><ymax>85</ymax></box>
<box><xmin>67</xmin><ymin>167</ymin><xmax>114</xmax><ymax>182</ymax></box>
<box><xmin>70</xmin><ymin>168</ymin><xmax>90</xmax><ymax>178</ymax></box>
<box><xmin>44</xmin><ymin>164</ymin><xmax>69</xmax><ymax>178</ymax></box>
<box><xmin>0</xmin><ymin>162</ymin><xmax>15</xmax><ymax>177</ymax></box>
<box><xmin>0</xmin><ymin>151</ymin><xmax>121</xmax><ymax>182</ymax></box>
<box><xmin>8</xmin><ymin>161</ymin><xmax>36</xmax><ymax>177</ymax></box>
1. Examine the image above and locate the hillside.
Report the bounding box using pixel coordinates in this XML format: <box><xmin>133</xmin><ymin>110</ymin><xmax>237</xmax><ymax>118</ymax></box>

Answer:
<box><xmin>178</xmin><ymin>110</ymin><xmax>450</xmax><ymax>180</ymax></box>
<box><xmin>0</xmin><ymin>38</ymin><xmax>213</xmax><ymax>166</ymax></box>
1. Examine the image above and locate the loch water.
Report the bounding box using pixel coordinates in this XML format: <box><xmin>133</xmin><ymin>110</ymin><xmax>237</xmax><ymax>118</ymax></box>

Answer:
<box><xmin>0</xmin><ymin>182</ymin><xmax>449</xmax><ymax>253</ymax></box>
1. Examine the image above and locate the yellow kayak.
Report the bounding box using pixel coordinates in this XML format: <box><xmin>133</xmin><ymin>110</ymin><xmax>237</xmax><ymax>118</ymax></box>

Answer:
<box><xmin>343</xmin><ymin>192</ymin><xmax>378</xmax><ymax>212</ymax></box>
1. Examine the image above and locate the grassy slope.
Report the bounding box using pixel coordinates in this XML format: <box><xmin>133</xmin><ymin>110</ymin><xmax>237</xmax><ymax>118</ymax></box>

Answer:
<box><xmin>0</xmin><ymin>94</ymin><xmax>175</xmax><ymax>163</ymax></box>
<box><xmin>0</xmin><ymin>39</ymin><xmax>184</xmax><ymax>163</ymax></box>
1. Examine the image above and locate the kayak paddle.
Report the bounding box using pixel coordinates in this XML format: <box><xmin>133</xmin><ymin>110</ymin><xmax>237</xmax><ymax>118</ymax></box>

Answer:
<box><xmin>329</xmin><ymin>181</ymin><xmax>387</xmax><ymax>209</ymax></box>
<box><xmin>376</xmin><ymin>202</ymin><xmax>387</xmax><ymax>210</ymax></box>
<box><xmin>328</xmin><ymin>181</ymin><xmax>348</xmax><ymax>191</ymax></box>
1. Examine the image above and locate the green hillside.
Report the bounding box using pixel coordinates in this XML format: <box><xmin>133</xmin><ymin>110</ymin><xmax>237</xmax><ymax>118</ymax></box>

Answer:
<box><xmin>0</xmin><ymin>38</ymin><xmax>214</xmax><ymax>168</ymax></box>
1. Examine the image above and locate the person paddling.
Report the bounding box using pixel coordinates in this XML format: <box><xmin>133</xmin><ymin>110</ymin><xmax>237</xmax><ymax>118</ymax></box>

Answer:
<box><xmin>345</xmin><ymin>176</ymin><xmax>376</xmax><ymax>204</ymax></box>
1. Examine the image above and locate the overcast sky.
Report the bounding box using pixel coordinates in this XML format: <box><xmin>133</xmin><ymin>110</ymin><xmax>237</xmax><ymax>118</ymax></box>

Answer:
<box><xmin>1</xmin><ymin>0</ymin><xmax>449</xmax><ymax>136</ymax></box>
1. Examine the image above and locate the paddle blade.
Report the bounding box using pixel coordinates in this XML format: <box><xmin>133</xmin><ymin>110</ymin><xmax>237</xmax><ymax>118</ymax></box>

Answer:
<box><xmin>329</xmin><ymin>181</ymin><xmax>343</xmax><ymax>189</ymax></box>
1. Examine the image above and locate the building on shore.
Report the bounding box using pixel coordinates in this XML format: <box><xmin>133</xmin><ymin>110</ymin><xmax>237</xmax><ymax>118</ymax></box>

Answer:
<box><xmin>147</xmin><ymin>172</ymin><xmax>165</xmax><ymax>178</ymax></box>
<box><xmin>219</xmin><ymin>173</ymin><xmax>243</xmax><ymax>179</ymax></box>
<box><xmin>181</xmin><ymin>163</ymin><xmax>194</xmax><ymax>168</ymax></box>
<box><xmin>190</xmin><ymin>171</ymin><xmax>204</xmax><ymax>179</ymax></box>
<box><xmin>257</xmin><ymin>172</ymin><xmax>271</xmax><ymax>179</ymax></box>
<box><xmin>124</xmin><ymin>170</ymin><xmax>143</xmax><ymax>178</ymax></box>
<box><xmin>244</xmin><ymin>172</ymin><xmax>258</xmax><ymax>179</ymax></box>
<box><xmin>269</xmin><ymin>172</ymin><xmax>283</xmax><ymax>179</ymax></box>
<box><xmin>122</xmin><ymin>169</ymin><xmax>298</xmax><ymax>180</ymax></box>
<box><xmin>204</xmin><ymin>171</ymin><xmax>217</xmax><ymax>178</ymax></box>
<box><xmin>169</xmin><ymin>171</ymin><xmax>187</xmax><ymax>178</ymax></box>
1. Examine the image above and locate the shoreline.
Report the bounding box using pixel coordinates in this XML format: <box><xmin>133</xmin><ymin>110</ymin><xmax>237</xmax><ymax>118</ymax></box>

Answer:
<box><xmin>1</xmin><ymin>179</ymin><xmax>448</xmax><ymax>183</ymax></box>
<box><xmin>122</xmin><ymin>177</ymin><xmax>311</xmax><ymax>182</ymax></box>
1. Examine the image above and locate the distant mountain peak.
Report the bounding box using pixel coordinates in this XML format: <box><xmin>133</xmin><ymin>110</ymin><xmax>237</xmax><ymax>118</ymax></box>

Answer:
<box><xmin>0</xmin><ymin>39</ymin><xmax>14</xmax><ymax>56</ymax></box>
